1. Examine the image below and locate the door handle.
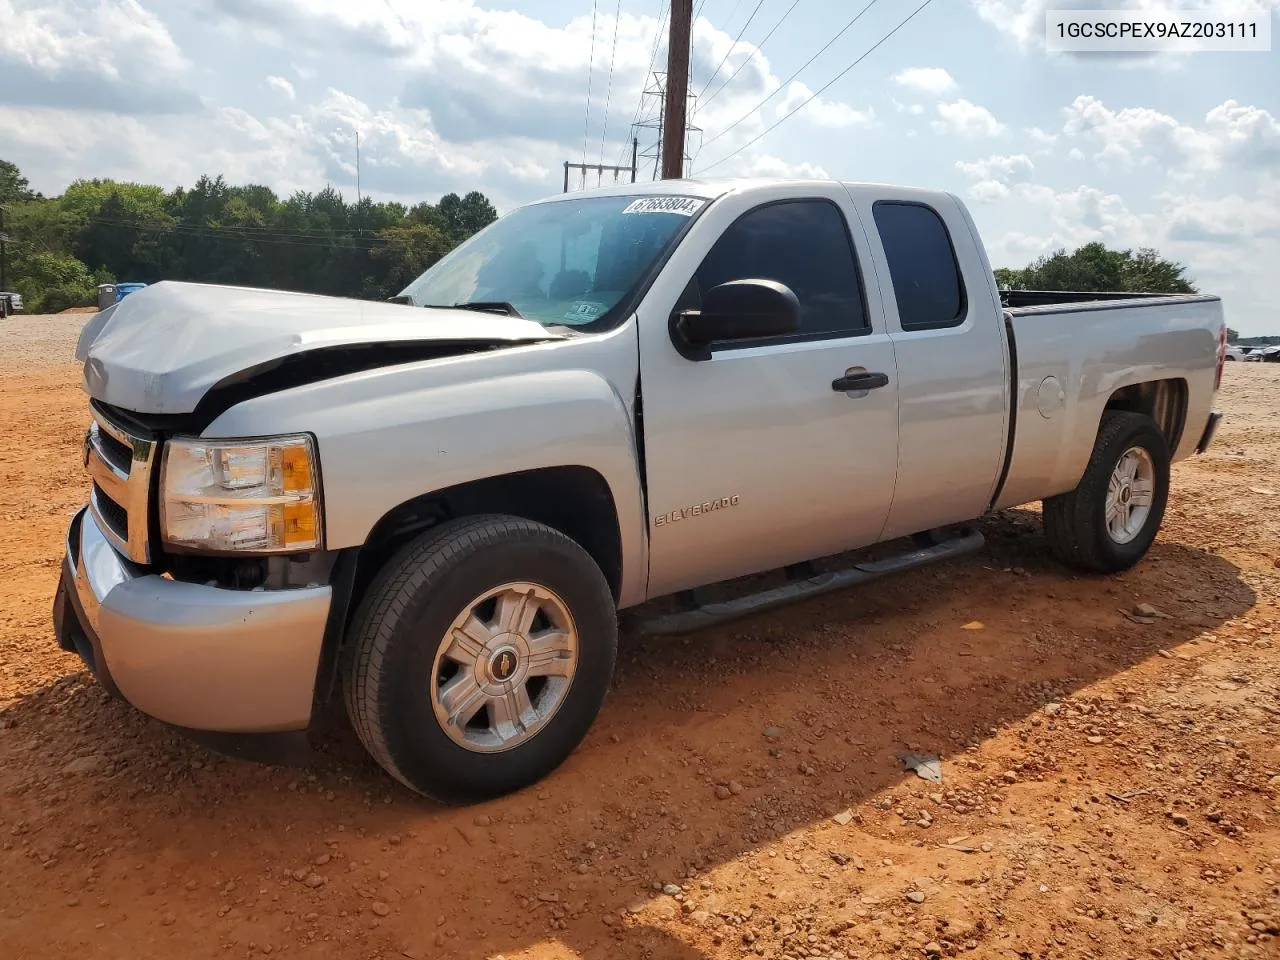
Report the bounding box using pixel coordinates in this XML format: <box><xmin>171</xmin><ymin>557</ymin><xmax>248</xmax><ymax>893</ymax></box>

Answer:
<box><xmin>831</xmin><ymin>372</ymin><xmax>889</xmax><ymax>392</ymax></box>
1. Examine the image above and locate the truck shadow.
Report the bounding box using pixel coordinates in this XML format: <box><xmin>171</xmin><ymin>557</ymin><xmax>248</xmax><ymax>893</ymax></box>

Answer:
<box><xmin>0</xmin><ymin>509</ymin><xmax>1259</xmax><ymax>960</ymax></box>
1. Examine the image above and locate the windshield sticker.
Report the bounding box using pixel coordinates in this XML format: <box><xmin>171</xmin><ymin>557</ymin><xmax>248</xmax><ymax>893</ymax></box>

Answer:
<box><xmin>621</xmin><ymin>196</ymin><xmax>707</xmax><ymax>217</ymax></box>
<box><xmin>564</xmin><ymin>301</ymin><xmax>607</xmax><ymax>323</ymax></box>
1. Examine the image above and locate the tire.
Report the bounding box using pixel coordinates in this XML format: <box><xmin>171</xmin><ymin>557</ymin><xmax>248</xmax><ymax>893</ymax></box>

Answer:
<box><xmin>342</xmin><ymin>514</ymin><xmax>618</xmax><ymax>803</ymax></box>
<box><xmin>1042</xmin><ymin>411</ymin><xmax>1170</xmax><ymax>574</ymax></box>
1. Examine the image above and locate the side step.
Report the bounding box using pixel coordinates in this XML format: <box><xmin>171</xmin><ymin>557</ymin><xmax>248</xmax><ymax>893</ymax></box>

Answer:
<box><xmin>636</xmin><ymin>527</ymin><xmax>986</xmax><ymax>636</ymax></box>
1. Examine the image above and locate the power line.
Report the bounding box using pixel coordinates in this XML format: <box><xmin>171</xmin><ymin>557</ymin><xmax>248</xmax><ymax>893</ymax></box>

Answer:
<box><xmin>82</xmin><ymin>216</ymin><xmax>406</xmax><ymax>243</ymax></box>
<box><xmin>694</xmin><ymin>0</ymin><xmax>766</xmax><ymax>101</ymax></box>
<box><xmin>712</xmin><ymin>0</ymin><xmax>746</xmax><ymax>33</ymax></box>
<box><xmin>596</xmin><ymin>0</ymin><xmax>625</xmax><ymax>165</ymax></box>
<box><xmin>78</xmin><ymin>217</ymin><xmax>416</xmax><ymax>250</ymax></box>
<box><xmin>697</xmin><ymin>0</ymin><xmax>937</xmax><ymax>174</ymax></box>
<box><xmin>698</xmin><ymin>0</ymin><xmax>801</xmax><ymax>111</ymax></box>
<box><xmin>697</xmin><ymin>0</ymin><xmax>885</xmax><ymax>153</ymax></box>
<box><xmin>583</xmin><ymin>0</ymin><xmax>600</xmax><ymax>166</ymax></box>
<box><xmin>616</xmin><ymin>0</ymin><xmax>669</xmax><ymax>167</ymax></box>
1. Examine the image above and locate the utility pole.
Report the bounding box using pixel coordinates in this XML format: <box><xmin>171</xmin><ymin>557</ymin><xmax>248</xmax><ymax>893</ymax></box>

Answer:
<box><xmin>661</xmin><ymin>0</ymin><xmax>693</xmax><ymax>179</ymax></box>
<box><xmin>0</xmin><ymin>206</ymin><xmax>7</xmax><ymax>294</ymax></box>
<box><xmin>355</xmin><ymin>130</ymin><xmax>362</xmax><ymax>205</ymax></box>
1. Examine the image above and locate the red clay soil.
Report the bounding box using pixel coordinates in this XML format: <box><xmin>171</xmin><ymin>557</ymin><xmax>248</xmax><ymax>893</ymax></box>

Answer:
<box><xmin>1</xmin><ymin>352</ymin><xmax>1277</xmax><ymax>960</ymax></box>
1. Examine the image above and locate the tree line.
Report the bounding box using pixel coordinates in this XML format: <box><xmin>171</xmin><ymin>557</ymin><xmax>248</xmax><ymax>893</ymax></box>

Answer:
<box><xmin>0</xmin><ymin>159</ymin><xmax>497</xmax><ymax>313</ymax></box>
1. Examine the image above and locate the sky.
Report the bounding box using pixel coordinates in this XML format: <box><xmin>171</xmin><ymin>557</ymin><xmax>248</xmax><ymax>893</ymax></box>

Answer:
<box><xmin>1</xmin><ymin>0</ymin><xmax>1278</xmax><ymax>334</ymax></box>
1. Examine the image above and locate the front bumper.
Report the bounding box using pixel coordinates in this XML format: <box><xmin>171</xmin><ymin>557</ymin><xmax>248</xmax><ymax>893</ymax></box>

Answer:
<box><xmin>53</xmin><ymin>506</ymin><xmax>332</xmax><ymax>733</ymax></box>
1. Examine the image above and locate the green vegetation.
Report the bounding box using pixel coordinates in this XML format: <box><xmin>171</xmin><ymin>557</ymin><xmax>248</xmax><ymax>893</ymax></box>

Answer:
<box><xmin>994</xmin><ymin>241</ymin><xmax>1197</xmax><ymax>295</ymax></box>
<box><xmin>0</xmin><ymin>159</ymin><xmax>497</xmax><ymax>312</ymax></box>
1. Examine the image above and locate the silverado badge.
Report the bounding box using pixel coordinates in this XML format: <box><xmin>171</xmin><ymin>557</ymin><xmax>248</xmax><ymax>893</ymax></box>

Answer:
<box><xmin>654</xmin><ymin>495</ymin><xmax>740</xmax><ymax>527</ymax></box>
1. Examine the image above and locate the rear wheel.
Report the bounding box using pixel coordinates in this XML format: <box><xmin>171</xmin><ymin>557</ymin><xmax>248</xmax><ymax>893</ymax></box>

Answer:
<box><xmin>343</xmin><ymin>515</ymin><xmax>618</xmax><ymax>803</ymax></box>
<box><xmin>1042</xmin><ymin>411</ymin><xmax>1170</xmax><ymax>573</ymax></box>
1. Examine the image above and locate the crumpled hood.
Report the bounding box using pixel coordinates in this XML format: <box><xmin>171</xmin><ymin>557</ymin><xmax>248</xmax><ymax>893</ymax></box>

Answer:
<box><xmin>76</xmin><ymin>280</ymin><xmax>560</xmax><ymax>414</ymax></box>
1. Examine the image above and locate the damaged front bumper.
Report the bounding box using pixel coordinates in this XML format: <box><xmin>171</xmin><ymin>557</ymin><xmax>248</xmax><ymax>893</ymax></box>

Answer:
<box><xmin>53</xmin><ymin>506</ymin><xmax>332</xmax><ymax>734</ymax></box>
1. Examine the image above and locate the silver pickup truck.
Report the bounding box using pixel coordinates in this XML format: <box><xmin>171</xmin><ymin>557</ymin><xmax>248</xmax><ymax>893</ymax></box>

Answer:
<box><xmin>54</xmin><ymin>178</ymin><xmax>1227</xmax><ymax>802</ymax></box>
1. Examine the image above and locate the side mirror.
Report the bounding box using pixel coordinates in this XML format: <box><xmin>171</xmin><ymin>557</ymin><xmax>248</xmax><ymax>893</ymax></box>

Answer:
<box><xmin>675</xmin><ymin>279</ymin><xmax>800</xmax><ymax>352</ymax></box>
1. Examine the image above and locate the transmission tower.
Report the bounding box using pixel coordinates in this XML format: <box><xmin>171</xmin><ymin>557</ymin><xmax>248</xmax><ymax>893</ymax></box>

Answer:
<box><xmin>632</xmin><ymin>72</ymin><xmax>702</xmax><ymax>181</ymax></box>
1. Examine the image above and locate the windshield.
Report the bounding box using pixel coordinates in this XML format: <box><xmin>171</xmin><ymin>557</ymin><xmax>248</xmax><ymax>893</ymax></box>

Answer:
<box><xmin>398</xmin><ymin>194</ymin><xmax>708</xmax><ymax>330</ymax></box>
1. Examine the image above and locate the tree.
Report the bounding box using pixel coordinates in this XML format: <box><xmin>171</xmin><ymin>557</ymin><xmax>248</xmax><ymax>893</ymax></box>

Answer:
<box><xmin>995</xmin><ymin>242</ymin><xmax>1197</xmax><ymax>294</ymax></box>
<box><xmin>0</xmin><ymin>157</ymin><xmax>501</xmax><ymax>308</ymax></box>
<box><xmin>1226</xmin><ymin>327</ymin><xmax>1239</xmax><ymax>343</ymax></box>
<box><xmin>437</xmin><ymin>191</ymin><xmax>498</xmax><ymax>241</ymax></box>
<box><xmin>11</xmin><ymin>250</ymin><xmax>98</xmax><ymax>312</ymax></box>
<box><xmin>370</xmin><ymin>223</ymin><xmax>452</xmax><ymax>297</ymax></box>
<box><xmin>0</xmin><ymin>159</ymin><xmax>37</xmax><ymax>205</ymax></box>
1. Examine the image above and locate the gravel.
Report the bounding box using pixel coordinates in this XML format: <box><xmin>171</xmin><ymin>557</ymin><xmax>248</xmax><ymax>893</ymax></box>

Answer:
<box><xmin>0</xmin><ymin>313</ymin><xmax>91</xmax><ymax>374</ymax></box>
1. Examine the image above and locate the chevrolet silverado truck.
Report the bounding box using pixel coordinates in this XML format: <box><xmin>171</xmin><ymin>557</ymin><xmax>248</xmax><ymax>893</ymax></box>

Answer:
<box><xmin>54</xmin><ymin>178</ymin><xmax>1227</xmax><ymax>802</ymax></box>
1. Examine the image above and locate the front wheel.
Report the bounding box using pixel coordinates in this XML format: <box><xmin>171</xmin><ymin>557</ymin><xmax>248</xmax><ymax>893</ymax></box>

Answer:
<box><xmin>342</xmin><ymin>515</ymin><xmax>618</xmax><ymax>803</ymax></box>
<box><xmin>1042</xmin><ymin>411</ymin><xmax>1171</xmax><ymax>573</ymax></box>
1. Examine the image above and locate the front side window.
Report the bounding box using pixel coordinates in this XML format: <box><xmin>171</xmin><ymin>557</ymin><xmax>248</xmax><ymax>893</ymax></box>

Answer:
<box><xmin>398</xmin><ymin>194</ymin><xmax>706</xmax><ymax>331</ymax></box>
<box><xmin>693</xmin><ymin>199</ymin><xmax>869</xmax><ymax>339</ymax></box>
<box><xmin>872</xmin><ymin>201</ymin><xmax>966</xmax><ymax>331</ymax></box>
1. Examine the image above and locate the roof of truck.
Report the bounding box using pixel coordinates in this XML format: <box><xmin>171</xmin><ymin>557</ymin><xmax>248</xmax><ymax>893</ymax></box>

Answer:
<box><xmin>533</xmin><ymin>176</ymin><xmax>950</xmax><ymax>206</ymax></box>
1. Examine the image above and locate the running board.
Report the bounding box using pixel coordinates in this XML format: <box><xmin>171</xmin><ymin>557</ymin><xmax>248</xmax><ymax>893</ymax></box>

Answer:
<box><xmin>637</xmin><ymin>528</ymin><xmax>986</xmax><ymax>636</ymax></box>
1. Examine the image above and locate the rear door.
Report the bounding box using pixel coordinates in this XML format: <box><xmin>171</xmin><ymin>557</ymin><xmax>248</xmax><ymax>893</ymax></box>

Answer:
<box><xmin>636</xmin><ymin>183</ymin><xmax>901</xmax><ymax>599</ymax></box>
<box><xmin>845</xmin><ymin>187</ymin><xmax>1009</xmax><ymax>540</ymax></box>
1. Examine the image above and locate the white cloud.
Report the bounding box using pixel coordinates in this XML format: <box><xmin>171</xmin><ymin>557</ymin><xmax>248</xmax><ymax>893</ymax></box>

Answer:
<box><xmin>974</xmin><ymin>174</ymin><xmax>1280</xmax><ymax>334</ymax></box>
<box><xmin>1026</xmin><ymin>126</ymin><xmax>1057</xmax><ymax>146</ymax></box>
<box><xmin>1158</xmin><ymin>179</ymin><xmax>1280</xmax><ymax>243</ymax></box>
<box><xmin>970</xmin><ymin>0</ymin><xmax>1048</xmax><ymax>45</ymax></box>
<box><xmin>956</xmin><ymin>153</ymin><xmax>1033</xmax><ymax>203</ymax></box>
<box><xmin>0</xmin><ymin>101</ymin><xmax>322</xmax><ymax>197</ymax></box>
<box><xmin>1068</xmin><ymin>147</ymin><xmax>1085</xmax><ymax>160</ymax></box>
<box><xmin>1061</xmin><ymin>95</ymin><xmax>1280</xmax><ymax>175</ymax></box>
<box><xmin>970</xmin><ymin>181</ymin><xmax>1011</xmax><ymax>203</ymax></box>
<box><xmin>957</xmin><ymin>153</ymin><xmax>1035</xmax><ymax>183</ymax></box>
<box><xmin>779</xmin><ymin>83</ymin><xmax>874</xmax><ymax>129</ymax></box>
<box><xmin>890</xmin><ymin>67</ymin><xmax>957</xmax><ymax>96</ymax></box>
<box><xmin>892</xmin><ymin>99</ymin><xmax>924</xmax><ymax>116</ymax></box>
<box><xmin>734</xmin><ymin>154</ymin><xmax>831</xmax><ymax>180</ymax></box>
<box><xmin>265</xmin><ymin>75</ymin><xmax>295</xmax><ymax>101</ymax></box>
<box><xmin>0</xmin><ymin>0</ymin><xmax>196</xmax><ymax>112</ymax></box>
<box><xmin>932</xmin><ymin>99</ymin><xmax>1004</xmax><ymax>137</ymax></box>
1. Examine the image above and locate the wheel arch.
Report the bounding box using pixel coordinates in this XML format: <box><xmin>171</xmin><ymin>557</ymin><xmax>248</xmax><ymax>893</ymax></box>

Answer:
<box><xmin>312</xmin><ymin>466</ymin><xmax>624</xmax><ymax>713</ymax></box>
<box><xmin>1103</xmin><ymin>378</ymin><xmax>1187</xmax><ymax>453</ymax></box>
<box><xmin>355</xmin><ymin>466</ymin><xmax>625</xmax><ymax>605</ymax></box>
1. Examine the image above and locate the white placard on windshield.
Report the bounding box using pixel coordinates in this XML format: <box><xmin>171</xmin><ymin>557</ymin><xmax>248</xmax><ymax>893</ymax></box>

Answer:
<box><xmin>621</xmin><ymin>197</ymin><xmax>707</xmax><ymax>217</ymax></box>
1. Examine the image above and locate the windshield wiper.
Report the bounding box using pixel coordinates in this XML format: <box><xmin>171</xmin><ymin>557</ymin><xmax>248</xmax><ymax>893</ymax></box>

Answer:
<box><xmin>421</xmin><ymin>300</ymin><xmax>524</xmax><ymax>318</ymax></box>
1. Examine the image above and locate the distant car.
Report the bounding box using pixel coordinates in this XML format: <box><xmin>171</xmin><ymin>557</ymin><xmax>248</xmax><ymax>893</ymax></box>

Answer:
<box><xmin>1224</xmin><ymin>344</ymin><xmax>1243</xmax><ymax>361</ymax></box>
<box><xmin>0</xmin><ymin>291</ymin><xmax>22</xmax><ymax>317</ymax></box>
<box><xmin>1258</xmin><ymin>345</ymin><xmax>1280</xmax><ymax>363</ymax></box>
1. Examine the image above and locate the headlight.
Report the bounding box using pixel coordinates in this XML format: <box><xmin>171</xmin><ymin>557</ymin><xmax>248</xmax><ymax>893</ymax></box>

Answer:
<box><xmin>160</xmin><ymin>435</ymin><xmax>322</xmax><ymax>553</ymax></box>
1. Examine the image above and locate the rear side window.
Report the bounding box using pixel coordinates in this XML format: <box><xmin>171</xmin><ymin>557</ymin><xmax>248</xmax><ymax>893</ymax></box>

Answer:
<box><xmin>695</xmin><ymin>199</ymin><xmax>868</xmax><ymax>339</ymax></box>
<box><xmin>872</xmin><ymin>201</ymin><xmax>965</xmax><ymax>331</ymax></box>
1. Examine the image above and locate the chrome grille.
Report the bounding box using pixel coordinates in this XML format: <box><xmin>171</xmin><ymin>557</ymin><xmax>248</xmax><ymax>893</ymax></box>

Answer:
<box><xmin>85</xmin><ymin>406</ymin><xmax>157</xmax><ymax>563</ymax></box>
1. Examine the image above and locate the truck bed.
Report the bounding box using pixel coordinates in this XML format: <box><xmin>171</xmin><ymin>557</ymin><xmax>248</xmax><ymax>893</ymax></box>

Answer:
<box><xmin>998</xmin><ymin>288</ymin><xmax>1174</xmax><ymax>309</ymax></box>
<box><xmin>993</xmin><ymin>293</ymin><xmax>1224</xmax><ymax>512</ymax></box>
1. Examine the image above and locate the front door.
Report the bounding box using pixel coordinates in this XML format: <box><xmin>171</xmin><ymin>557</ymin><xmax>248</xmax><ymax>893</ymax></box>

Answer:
<box><xmin>636</xmin><ymin>184</ymin><xmax>901</xmax><ymax>599</ymax></box>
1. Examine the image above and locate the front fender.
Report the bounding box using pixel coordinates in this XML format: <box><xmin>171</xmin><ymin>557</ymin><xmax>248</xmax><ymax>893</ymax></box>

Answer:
<box><xmin>203</xmin><ymin>363</ymin><xmax>647</xmax><ymax>606</ymax></box>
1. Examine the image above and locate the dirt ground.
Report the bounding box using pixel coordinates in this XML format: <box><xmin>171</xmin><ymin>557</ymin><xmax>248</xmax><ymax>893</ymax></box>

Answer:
<box><xmin>1</xmin><ymin>315</ymin><xmax>1278</xmax><ymax>960</ymax></box>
